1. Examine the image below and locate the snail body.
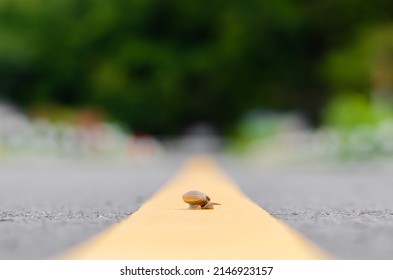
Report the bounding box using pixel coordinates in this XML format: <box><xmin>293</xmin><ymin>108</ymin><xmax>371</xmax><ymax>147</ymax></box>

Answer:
<box><xmin>182</xmin><ymin>190</ymin><xmax>221</xmax><ymax>209</ymax></box>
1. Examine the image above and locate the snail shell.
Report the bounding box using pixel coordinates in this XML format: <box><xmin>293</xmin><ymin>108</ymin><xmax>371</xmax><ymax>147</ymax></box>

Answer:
<box><xmin>182</xmin><ymin>190</ymin><xmax>221</xmax><ymax>209</ymax></box>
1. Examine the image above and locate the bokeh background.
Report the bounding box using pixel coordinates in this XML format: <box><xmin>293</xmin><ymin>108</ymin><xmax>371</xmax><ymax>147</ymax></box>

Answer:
<box><xmin>3</xmin><ymin>0</ymin><xmax>393</xmax><ymax>260</ymax></box>
<box><xmin>2</xmin><ymin>0</ymin><xmax>393</xmax><ymax>161</ymax></box>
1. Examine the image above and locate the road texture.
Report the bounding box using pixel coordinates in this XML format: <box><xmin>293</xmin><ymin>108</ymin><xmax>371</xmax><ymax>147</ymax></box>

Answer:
<box><xmin>0</xmin><ymin>158</ymin><xmax>181</xmax><ymax>259</ymax></box>
<box><xmin>1</xmin><ymin>155</ymin><xmax>393</xmax><ymax>259</ymax></box>
<box><xmin>221</xmin><ymin>157</ymin><xmax>393</xmax><ymax>259</ymax></box>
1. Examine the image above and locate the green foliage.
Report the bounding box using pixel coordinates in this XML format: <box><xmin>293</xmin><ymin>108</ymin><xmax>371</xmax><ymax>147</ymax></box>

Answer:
<box><xmin>322</xmin><ymin>93</ymin><xmax>393</xmax><ymax>129</ymax></box>
<box><xmin>2</xmin><ymin>0</ymin><xmax>393</xmax><ymax>134</ymax></box>
<box><xmin>323</xmin><ymin>94</ymin><xmax>376</xmax><ymax>128</ymax></box>
<box><xmin>320</xmin><ymin>93</ymin><xmax>393</xmax><ymax>160</ymax></box>
<box><xmin>323</xmin><ymin>25</ymin><xmax>393</xmax><ymax>92</ymax></box>
<box><xmin>229</xmin><ymin>112</ymin><xmax>293</xmax><ymax>153</ymax></box>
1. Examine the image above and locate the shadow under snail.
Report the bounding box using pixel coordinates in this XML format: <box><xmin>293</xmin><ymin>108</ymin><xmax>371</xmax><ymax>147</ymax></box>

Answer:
<box><xmin>182</xmin><ymin>190</ymin><xmax>221</xmax><ymax>209</ymax></box>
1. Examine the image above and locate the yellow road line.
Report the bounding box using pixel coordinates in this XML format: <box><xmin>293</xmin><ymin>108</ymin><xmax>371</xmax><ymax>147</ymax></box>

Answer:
<box><xmin>63</xmin><ymin>156</ymin><xmax>329</xmax><ymax>259</ymax></box>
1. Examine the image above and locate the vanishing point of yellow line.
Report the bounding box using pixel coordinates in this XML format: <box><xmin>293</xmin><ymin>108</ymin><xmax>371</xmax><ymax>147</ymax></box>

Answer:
<box><xmin>63</xmin><ymin>156</ymin><xmax>328</xmax><ymax>259</ymax></box>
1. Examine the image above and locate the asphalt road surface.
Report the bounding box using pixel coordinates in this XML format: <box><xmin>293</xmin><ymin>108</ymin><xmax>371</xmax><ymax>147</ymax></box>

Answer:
<box><xmin>1</xmin><ymin>155</ymin><xmax>393</xmax><ymax>259</ymax></box>
<box><xmin>0</xmin><ymin>158</ymin><xmax>180</xmax><ymax>259</ymax></box>
<box><xmin>222</xmin><ymin>157</ymin><xmax>393</xmax><ymax>260</ymax></box>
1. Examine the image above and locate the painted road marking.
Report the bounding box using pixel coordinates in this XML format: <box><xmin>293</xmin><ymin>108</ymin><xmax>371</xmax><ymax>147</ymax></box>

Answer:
<box><xmin>63</xmin><ymin>156</ymin><xmax>328</xmax><ymax>259</ymax></box>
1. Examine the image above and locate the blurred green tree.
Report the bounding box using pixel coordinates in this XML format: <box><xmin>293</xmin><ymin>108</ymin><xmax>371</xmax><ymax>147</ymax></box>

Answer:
<box><xmin>1</xmin><ymin>0</ymin><xmax>393</xmax><ymax>134</ymax></box>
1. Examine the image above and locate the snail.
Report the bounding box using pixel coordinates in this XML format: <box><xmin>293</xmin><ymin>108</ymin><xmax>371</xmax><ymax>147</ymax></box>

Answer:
<box><xmin>182</xmin><ymin>190</ymin><xmax>221</xmax><ymax>209</ymax></box>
